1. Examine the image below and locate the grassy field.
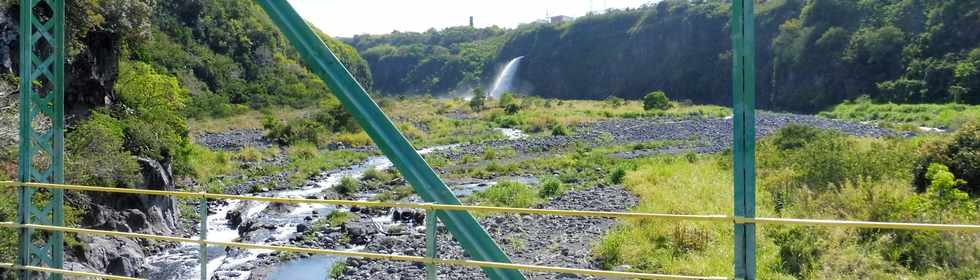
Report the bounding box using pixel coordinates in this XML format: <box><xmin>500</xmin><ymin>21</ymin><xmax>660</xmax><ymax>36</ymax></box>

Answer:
<box><xmin>819</xmin><ymin>99</ymin><xmax>980</xmax><ymax>130</ymax></box>
<box><xmin>595</xmin><ymin>126</ymin><xmax>980</xmax><ymax>279</ymax></box>
<box><xmin>474</xmin><ymin>98</ymin><xmax>730</xmax><ymax>135</ymax></box>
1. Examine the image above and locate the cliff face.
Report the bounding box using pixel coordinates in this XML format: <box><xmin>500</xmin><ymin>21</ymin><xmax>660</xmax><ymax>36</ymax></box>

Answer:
<box><xmin>354</xmin><ymin>0</ymin><xmax>980</xmax><ymax>112</ymax></box>
<box><xmin>494</xmin><ymin>1</ymin><xmax>802</xmax><ymax>109</ymax></box>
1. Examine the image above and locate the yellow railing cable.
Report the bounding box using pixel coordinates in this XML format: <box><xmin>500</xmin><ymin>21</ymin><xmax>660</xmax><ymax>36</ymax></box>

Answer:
<box><xmin>0</xmin><ymin>262</ymin><xmax>143</xmax><ymax>280</ymax></box>
<box><xmin>3</xmin><ymin>181</ymin><xmax>978</xmax><ymax>232</ymax></box>
<box><xmin>0</xmin><ymin>222</ymin><xmax>726</xmax><ymax>280</ymax></box>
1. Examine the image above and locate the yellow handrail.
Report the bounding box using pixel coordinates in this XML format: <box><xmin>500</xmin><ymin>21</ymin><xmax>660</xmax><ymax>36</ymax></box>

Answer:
<box><xmin>0</xmin><ymin>222</ymin><xmax>726</xmax><ymax>280</ymax></box>
<box><xmin>0</xmin><ymin>262</ymin><xmax>142</xmax><ymax>280</ymax></box>
<box><xmin>3</xmin><ymin>181</ymin><xmax>978</xmax><ymax>232</ymax></box>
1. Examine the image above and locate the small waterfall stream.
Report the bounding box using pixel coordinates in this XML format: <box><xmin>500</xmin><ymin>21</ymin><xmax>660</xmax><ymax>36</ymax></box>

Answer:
<box><xmin>489</xmin><ymin>57</ymin><xmax>524</xmax><ymax>99</ymax></box>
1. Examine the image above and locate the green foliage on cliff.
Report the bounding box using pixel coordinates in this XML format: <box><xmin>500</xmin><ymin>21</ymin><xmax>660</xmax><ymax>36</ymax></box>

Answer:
<box><xmin>347</xmin><ymin>26</ymin><xmax>506</xmax><ymax>94</ymax></box>
<box><xmin>67</xmin><ymin>112</ymin><xmax>143</xmax><ymax>188</ymax></box>
<box><xmin>134</xmin><ymin>0</ymin><xmax>372</xmax><ymax>116</ymax></box>
<box><xmin>352</xmin><ymin>0</ymin><xmax>980</xmax><ymax>112</ymax></box>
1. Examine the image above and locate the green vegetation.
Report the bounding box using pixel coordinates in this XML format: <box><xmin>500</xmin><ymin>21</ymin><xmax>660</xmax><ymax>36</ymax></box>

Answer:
<box><xmin>474</xmin><ymin>181</ymin><xmax>540</xmax><ymax>208</ymax></box>
<box><xmin>261</xmin><ymin>98</ymin><xmax>359</xmax><ymax>146</ymax></box>
<box><xmin>914</xmin><ymin>123</ymin><xmax>980</xmax><ymax>195</ymax></box>
<box><xmin>643</xmin><ymin>91</ymin><xmax>672</xmax><ymax>111</ymax></box>
<box><xmin>287</xmin><ymin>144</ymin><xmax>368</xmax><ymax>185</ymax></box>
<box><xmin>609</xmin><ymin>166</ymin><xmax>627</xmax><ymax>185</ymax></box>
<box><xmin>330</xmin><ymin>262</ymin><xmax>348</xmax><ymax>278</ymax></box>
<box><xmin>350</xmin><ymin>0</ymin><xmax>979</xmax><ymax>113</ymax></box>
<box><xmin>141</xmin><ymin>0</ymin><xmax>372</xmax><ymax>114</ymax></box>
<box><xmin>66</xmin><ymin>112</ymin><xmax>144</xmax><ymax>188</ymax></box>
<box><xmin>538</xmin><ymin>177</ymin><xmax>565</xmax><ymax>198</ymax></box>
<box><xmin>325</xmin><ymin>211</ymin><xmax>355</xmax><ymax>227</ymax></box>
<box><xmin>595</xmin><ymin>126</ymin><xmax>980</xmax><ymax>279</ymax></box>
<box><xmin>348</xmin><ymin>26</ymin><xmax>506</xmax><ymax>94</ymax></box>
<box><xmin>820</xmin><ymin>97</ymin><xmax>980</xmax><ymax>129</ymax></box>
<box><xmin>470</xmin><ymin>89</ymin><xmax>487</xmax><ymax>112</ymax></box>
<box><xmin>335</xmin><ymin>176</ymin><xmax>360</xmax><ymax>195</ymax></box>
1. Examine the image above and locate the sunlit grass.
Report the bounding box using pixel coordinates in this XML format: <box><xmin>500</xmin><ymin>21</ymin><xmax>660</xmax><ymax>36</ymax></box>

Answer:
<box><xmin>595</xmin><ymin>155</ymin><xmax>787</xmax><ymax>278</ymax></box>
<box><xmin>820</xmin><ymin>100</ymin><xmax>980</xmax><ymax>130</ymax></box>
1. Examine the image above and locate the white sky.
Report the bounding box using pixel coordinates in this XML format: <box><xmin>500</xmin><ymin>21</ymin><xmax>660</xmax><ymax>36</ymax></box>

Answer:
<box><xmin>288</xmin><ymin>0</ymin><xmax>654</xmax><ymax>37</ymax></box>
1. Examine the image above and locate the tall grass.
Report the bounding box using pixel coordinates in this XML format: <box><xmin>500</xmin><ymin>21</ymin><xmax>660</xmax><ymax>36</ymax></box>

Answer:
<box><xmin>595</xmin><ymin>156</ymin><xmax>787</xmax><ymax>278</ymax></box>
<box><xmin>596</xmin><ymin>128</ymin><xmax>979</xmax><ymax>279</ymax></box>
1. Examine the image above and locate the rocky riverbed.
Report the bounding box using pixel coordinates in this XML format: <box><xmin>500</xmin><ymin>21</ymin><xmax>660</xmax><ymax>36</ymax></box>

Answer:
<box><xmin>152</xmin><ymin>112</ymin><xmax>900</xmax><ymax>280</ymax></box>
<box><xmin>436</xmin><ymin>112</ymin><xmax>903</xmax><ymax>161</ymax></box>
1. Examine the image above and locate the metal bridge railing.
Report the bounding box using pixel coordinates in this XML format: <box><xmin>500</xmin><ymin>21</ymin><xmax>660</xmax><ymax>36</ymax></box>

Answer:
<box><xmin>1</xmin><ymin>182</ymin><xmax>978</xmax><ymax>280</ymax></box>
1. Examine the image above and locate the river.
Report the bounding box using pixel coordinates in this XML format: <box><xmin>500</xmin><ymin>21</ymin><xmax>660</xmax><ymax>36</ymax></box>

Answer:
<box><xmin>144</xmin><ymin>129</ymin><xmax>527</xmax><ymax>280</ymax></box>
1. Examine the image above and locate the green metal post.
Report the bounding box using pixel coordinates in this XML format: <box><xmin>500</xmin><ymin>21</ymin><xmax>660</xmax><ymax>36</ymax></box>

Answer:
<box><xmin>732</xmin><ymin>0</ymin><xmax>757</xmax><ymax>279</ymax></box>
<box><xmin>425</xmin><ymin>210</ymin><xmax>438</xmax><ymax>280</ymax></box>
<box><xmin>17</xmin><ymin>0</ymin><xmax>66</xmax><ymax>279</ymax></box>
<box><xmin>253</xmin><ymin>2</ymin><xmax>525</xmax><ymax>280</ymax></box>
<box><xmin>199</xmin><ymin>195</ymin><xmax>208</xmax><ymax>280</ymax></box>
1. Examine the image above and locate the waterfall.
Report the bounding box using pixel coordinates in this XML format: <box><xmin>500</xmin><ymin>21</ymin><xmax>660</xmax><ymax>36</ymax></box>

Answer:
<box><xmin>489</xmin><ymin>56</ymin><xmax>524</xmax><ymax>99</ymax></box>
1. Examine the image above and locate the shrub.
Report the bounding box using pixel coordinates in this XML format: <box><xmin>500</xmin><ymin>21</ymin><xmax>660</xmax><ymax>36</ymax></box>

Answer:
<box><xmin>263</xmin><ymin>115</ymin><xmax>325</xmax><ymax>146</ymax></box>
<box><xmin>236</xmin><ymin>146</ymin><xmax>263</xmax><ymax>162</ymax></box>
<box><xmin>770</xmin><ymin>124</ymin><xmax>822</xmax><ymax>150</ymax></box>
<box><xmin>493</xmin><ymin>114</ymin><xmax>525</xmax><ymax>128</ymax></box>
<box><xmin>538</xmin><ymin>177</ymin><xmax>565</xmax><ymax>198</ymax></box>
<box><xmin>609</xmin><ymin>166</ymin><xmax>627</xmax><ymax>185</ymax></box>
<box><xmin>287</xmin><ymin>142</ymin><xmax>319</xmax><ymax>161</ymax></box>
<box><xmin>66</xmin><ymin>112</ymin><xmax>143</xmax><ymax>188</ymax></box>
<box><xmin>483</xmin><ymin>147</ymin><xmax>498</xmax><ymax>160</ymax></box>
<box><xmin>476</xmin><ymin>181</ymin><xmax>539</xmax><ymax>208</ymax></box>
<box><xmin>337</xmin><ymin>132</ymin><xmax>373</xmax><ymax>147</ymax></box>
<box><xmin>605</xmin><ymin>96</ymin><xmax>625</xmax><ymax>108</ymax></box>
<box><xmin>551</xmin><ymin>124</ymin><xmax>570</xmax><ymax>136</ymax></box>
<box><xmin>330</xmin><ymin>262</ymin><xmax>347</xmax><ymax>278</ymax></box>
<box><xmin>361</xmin><ymin>166</ymin><xmax>386</xmax><ymax>181</ymax></box>
<box><xmin>335</xmin><ymin>176</ymin><xmax>359</xmax><ymax>195</ymax></box>
<box><xmin>504</xmin><ymin>103</ymin><xmax>521</xmax><ymax>115</ymax></box>
<box><xmin>643</xmin><ymin>91</ymin><xmax>672</xmax><ymax>111</ymax></box>
<box><xmin>914</xmin><ymin>122</ymin><xmax>980</xmax><ymax>194</ymax></box>
<box><xmin>326</xmin><ymin>211</ymin><xmax>354</xmax><ymax>226</ymax></box>
<box><xmin>470</xmin><ymin>88</ymin><xmax>487</xmax><ymax>111</ymax></box>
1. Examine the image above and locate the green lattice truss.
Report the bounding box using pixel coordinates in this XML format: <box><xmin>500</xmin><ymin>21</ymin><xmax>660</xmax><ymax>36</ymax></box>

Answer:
<box><xmin>17</xmin><ymin>0</ymin><xmax>66</xmax><ymax>279</ymax></box>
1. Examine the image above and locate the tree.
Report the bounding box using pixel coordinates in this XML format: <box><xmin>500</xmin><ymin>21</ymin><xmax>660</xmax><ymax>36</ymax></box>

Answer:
<box><xmin>115</xmin><ymin>61</ymin><xmax>190</xmax><ymax>161</ymax></box>
<box><xmin>66</xmin><ymin>112</ymin><xmax>143</xmax><ymax>188</ymax></box>
<box><xmin>470</xmin><ymin>88</ymin><xmax>487</xmax><ymax>111</ymax></box>
<box><xmin>643</xmin><ymin>91</ymin><xmax>672</xmax><ymax>111</ymax></box>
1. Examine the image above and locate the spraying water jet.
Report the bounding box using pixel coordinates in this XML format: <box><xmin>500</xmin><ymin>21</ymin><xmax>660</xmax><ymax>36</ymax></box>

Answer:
<box><xmin>489</xmin><ymin>56</ymin><xmax>524</xmax><ymax>99</ymax></box>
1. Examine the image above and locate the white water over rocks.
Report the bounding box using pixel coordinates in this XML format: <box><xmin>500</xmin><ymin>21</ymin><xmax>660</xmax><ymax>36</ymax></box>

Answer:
<box><xmin>143</xmin><ymin>132</ymin><xmax>523</xmax><ymax>279</ymax></box>
<box><xmin>489</xmin><ymin>56</ymin><xmax>524</xmax><ymax>99</ymax></box>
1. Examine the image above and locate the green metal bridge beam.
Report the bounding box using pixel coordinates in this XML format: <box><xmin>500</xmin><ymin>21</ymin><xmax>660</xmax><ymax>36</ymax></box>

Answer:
<box><xmin>253</xmin><ymin>1</ymin><xmax>526</xmax><ymax>279</ymax></box>
<box><xmin>17</xmin><ymin>0</ymin><xmax>66</xmax><ymax>280</ymax></box>
<box><xmin>732</xmin><ymin>0</ymin><xmax>757</xmax><ymax>279</ymax></box>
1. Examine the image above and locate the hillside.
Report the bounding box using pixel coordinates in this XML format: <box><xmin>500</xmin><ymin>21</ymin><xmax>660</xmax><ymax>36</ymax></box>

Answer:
<box><xmin>0</xmin><ymin>0</ymin><xmax>373</xmax><ymax>275</ymax></box>
<box><xmin>347</xmin><ymin>0</ymin><xmax>980</xmax><ymax>112</ymax></box>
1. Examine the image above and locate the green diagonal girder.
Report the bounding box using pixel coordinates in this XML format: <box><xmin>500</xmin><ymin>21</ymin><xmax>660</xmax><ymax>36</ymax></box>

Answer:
<box><xmin>253</xmin><ymin>1</ymin><xmax>526</xmax><ymax>279</ymax></box>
